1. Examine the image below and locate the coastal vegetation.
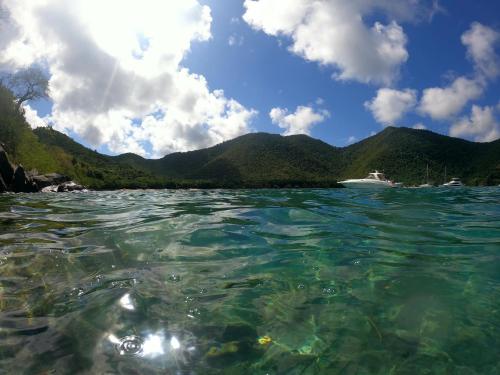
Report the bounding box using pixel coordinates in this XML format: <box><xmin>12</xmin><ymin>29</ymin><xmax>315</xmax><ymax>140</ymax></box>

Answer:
<box><xmin>1</xmin><ymin>84</ymin><xmax>499</xmax><ymax>189</ymax></box>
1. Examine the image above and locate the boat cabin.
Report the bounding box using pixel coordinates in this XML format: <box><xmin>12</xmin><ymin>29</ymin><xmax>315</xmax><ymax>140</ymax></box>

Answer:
<box><xmin>443</xmin><ymin>177</ymin><xmax>464</xmax><ymax>187</ymax></box>
<box><xmin>366</xmin><ymin>171</ymin><xmax>386</xmax><ymax>181</ymax></box>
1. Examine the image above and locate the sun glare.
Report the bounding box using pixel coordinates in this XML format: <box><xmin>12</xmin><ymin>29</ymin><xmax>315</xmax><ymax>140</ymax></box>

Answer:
<box><xmin>76</xmin><ymin>0</ymin><xmax>210</xmax><ymax>73</ymax></box>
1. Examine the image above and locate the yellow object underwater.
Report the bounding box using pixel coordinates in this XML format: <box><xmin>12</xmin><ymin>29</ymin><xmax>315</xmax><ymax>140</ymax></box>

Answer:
<box><xmin>258</xmin><ymin>335</ymin><xmax>272</xmax><ymax>345</ymax></box>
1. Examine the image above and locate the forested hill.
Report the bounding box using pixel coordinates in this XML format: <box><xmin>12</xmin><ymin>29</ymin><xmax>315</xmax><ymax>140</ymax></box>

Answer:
<box><xmin>135</xmin><ymin>127</ymin><xmax>499</xmax><ymax>186</ymax></box>
<box><xmin>33</xmin><ymin>129</ymin><xmax>344</xmax><ymax>188</ymax></box>
<box><xmin>1</xmin><ymin>84</ymin><xmax>499</xmax><ymax>188</ymax></box>
<box><xmin>135</xmin><ymin>133</ymin><xmax>347</xmax><ymax>181</ymax></box>
<box><xmin>32</xmin><ymin>126</ymin><xmax>500</xmax><ymax>187</ymax></box>
<box><xmin>341</xmin><ymin>127</ymin><xmax>500</xmax><ymax>185</ymax></box>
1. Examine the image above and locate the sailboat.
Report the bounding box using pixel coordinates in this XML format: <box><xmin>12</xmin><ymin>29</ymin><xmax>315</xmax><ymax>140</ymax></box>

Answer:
<box><xmin>419</xmin><ymin>164</ymin><xmax>433</xmax><ymax>188</ymax></box>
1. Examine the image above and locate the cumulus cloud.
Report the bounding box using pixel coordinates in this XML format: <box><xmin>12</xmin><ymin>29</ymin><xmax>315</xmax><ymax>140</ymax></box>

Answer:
<box><xmin>23</xmin><ymin>105</ymin><xmax>49</xmax><ymax>129</ymax></box>
<box><xmin>462</xmin><ymin>22</ymin><xmax>500</xmax><ymax>79</ymax></box>
<box><xmin>243</xmin><ymin>0</ymin><xmax>436</xmax><ymax>85</ymax></box>
<box><xmin>270</xmin><ymin>105</ymin><xmax>329</xmax><ymax>135</ymax></box>
<box><xmin>418</xmin><ymin>76</ymin><xmax>484</xmax><ymax>120</ymax></box>
<box><xmin>450</xmin><ymin>105</ymin><xmax>500</xmax><ymax>142</ymax></box>
<box><xmin>419</xmin><ymin>23</ymin><xmax>499</xmax><ymax>121</ymax></box>
<box><xmin>365</xmin><ymin>88</ymin><xmax>417</xmax><ymax>126</ymax></box>
<box><xmin>0</xmin><ymin>0</ymin><xmax>257</xmax><ymax>157</ymax></box>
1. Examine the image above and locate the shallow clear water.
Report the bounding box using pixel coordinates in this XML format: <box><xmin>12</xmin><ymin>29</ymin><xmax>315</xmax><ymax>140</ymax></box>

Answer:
<box><xmin>0</xmin><ymin>188</ymin><xmax>499</xmax><ymax>374</ymax></box>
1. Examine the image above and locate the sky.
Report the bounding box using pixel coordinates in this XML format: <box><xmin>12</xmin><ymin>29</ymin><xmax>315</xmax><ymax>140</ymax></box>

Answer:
<box><xmin>0</xmin><ymin>0</ymin><xmax>499</xmax><ymax>158</ymax></box>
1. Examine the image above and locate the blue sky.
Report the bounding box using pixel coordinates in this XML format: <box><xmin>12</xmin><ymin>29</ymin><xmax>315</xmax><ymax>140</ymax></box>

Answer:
<box><xmin>1</xmin><ymin>0</ymin><xmax>500</xmax><ymax>157</ymax></box>
<box><xmin>186</xmin><ymin>0</ymin><xmax>500</xmax><ymax>146</ymax></box>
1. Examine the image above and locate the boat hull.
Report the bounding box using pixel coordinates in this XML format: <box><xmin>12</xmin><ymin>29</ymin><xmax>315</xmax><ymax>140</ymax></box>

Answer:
<box><xmin>340</xmin><ymin>180</ymin><xmax>394</xmax><ymax>188</ymax></box>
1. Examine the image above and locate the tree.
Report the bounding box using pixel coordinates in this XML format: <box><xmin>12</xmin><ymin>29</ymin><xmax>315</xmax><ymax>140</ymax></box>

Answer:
<box><xmin>2</xmin><ymin>67</ymin><xmax>49</xmax><ymax>113</ymax></box>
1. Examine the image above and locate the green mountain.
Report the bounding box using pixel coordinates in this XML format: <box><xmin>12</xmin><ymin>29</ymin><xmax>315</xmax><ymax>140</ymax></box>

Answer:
<box><xmin>1</xmin><ymin>85</ymin><xmax>499</xmax><ymax>188</ymax></box>
<box><xmin>32</xmin><ymin>126</ymin><xmax>500</xmax><ymax>187</ymax></box>
<box><xmin>33</xmin><ymin>129</ymin><xmax>344</xmax><ymax>188</ymax></box>
<box><xmin>341</xmin><ymin>127</ymin><xmax>500</xmax><ymax>186</ymax></box>
<box><xmin>134</xmin><ymin>133</ymin><xmax>345</xmax><ymax>180</ymax></box>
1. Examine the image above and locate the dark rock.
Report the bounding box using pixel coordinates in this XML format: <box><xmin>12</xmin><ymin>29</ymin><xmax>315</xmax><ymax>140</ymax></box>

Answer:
<box><xmin>0</xmin><ymin>174</ymin><xmax>7</xmax><ymax>192</ymax></box>
<box><xmin>13</xmin><ymin>165</ymin><xmax>38</xmax><ymax>193</ymax></box>
<box><xmin>0</xmin><ymin>144</ymin><xmax>81</xmax><ymax>194</ymax></box>
<box><xmin>56</xmin><ymin>181</ymin><xmax>85</xmax><ymax>192</ymax></box>
<box><xmin>0</xmin><ymin>144</ymin><xmax>14</xmax><ymax>186</ymax></box>
<box><xmin>44</xmin><ymin>173</ymin><xmax>70</xmax><ymax>185</ymax></box>
<box><xmin>32</xmin><ymin>175</ymin><xmax>51</xmax><ymax>189</ymax></box>
<box><xmin>33</xmin><ymin>173</ymin><xmax>71</xmax><ymax>190</ymax></box>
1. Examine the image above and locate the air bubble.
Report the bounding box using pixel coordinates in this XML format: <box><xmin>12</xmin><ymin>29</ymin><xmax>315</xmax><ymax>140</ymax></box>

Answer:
<box><xmin>187</xmin><ymin>307</ymin><xmax>201</xmax><ymax>318</ymax></box>
<box><xmin>169</xmin><ymin>274</ymin><xmax>181</xmax><ymax>282</ymax></box>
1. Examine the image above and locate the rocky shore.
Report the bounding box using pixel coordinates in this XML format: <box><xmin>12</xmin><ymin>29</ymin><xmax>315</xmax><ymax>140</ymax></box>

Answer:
<box><xmin>0</xmin><ymin>144</ymin><xmax>85</xmax><ymax>193</ymax></box>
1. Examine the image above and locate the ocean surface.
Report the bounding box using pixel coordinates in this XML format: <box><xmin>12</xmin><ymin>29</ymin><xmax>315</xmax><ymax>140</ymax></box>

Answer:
<box><xmin>0</xmin><ymin>188</ymin><xmax>499</xmax><ymax>374</ymax></box>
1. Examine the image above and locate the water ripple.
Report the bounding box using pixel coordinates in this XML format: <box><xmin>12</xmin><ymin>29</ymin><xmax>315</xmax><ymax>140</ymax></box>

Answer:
<box><xmin>0</xmin><ymin>188</ymin><xmax>499</xmax><ymax>373</ymax></box>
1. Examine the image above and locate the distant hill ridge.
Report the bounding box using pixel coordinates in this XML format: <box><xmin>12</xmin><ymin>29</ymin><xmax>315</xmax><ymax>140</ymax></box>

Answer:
<box><xmin>32</xmin><ymin>126</ymin><xmax>500</xmax><ymax>187</ymax></box>
<box><xmin>1</xmin><ymin>85</ymin><xmax>499</xmax><ymax>188</ymax></box>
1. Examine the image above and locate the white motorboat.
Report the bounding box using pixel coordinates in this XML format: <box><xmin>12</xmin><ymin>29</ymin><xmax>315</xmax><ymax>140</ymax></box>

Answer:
<box><xmin>442</xmin><ymin>177</ymin><xmax>464</xmax><ymax>187</ymax></box>
<box><xmin>340</xmin><ymin>171</ymin><xmax>400</xmax><ymax>188</ymax></box>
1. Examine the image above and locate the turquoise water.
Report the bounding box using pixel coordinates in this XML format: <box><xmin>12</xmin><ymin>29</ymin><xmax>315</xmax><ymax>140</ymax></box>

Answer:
<box><xmin>0</xmin><ymin>188</ymin><xmax>499</xmax><ymax>374</ymax></box>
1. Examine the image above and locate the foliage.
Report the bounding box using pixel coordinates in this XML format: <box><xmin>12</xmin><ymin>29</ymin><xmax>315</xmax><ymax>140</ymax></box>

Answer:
<box><xmin>342</xmin><ymin>127</ymin><xmax>500</xmax><ymax>185</ymax></box>
<box><xmin>1</xmin><ymin>67</ymin><xmax>49</xmax><ymax>112</ymax></box>
<box><xmin>1</xmin><ymin>81</ymin><xmax>499</xmax><ymax>189</ymax></box>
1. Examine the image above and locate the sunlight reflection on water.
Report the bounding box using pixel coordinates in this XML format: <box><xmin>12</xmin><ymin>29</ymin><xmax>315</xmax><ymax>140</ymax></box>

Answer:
<box><xmin>0</xmin><ymin>188</ymin><xmax>499</xmax><ymax>374</ymax></box>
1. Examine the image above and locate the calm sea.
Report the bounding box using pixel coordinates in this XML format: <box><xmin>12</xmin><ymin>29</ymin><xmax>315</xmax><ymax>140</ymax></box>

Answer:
<box><xmin>0</xmin><ymin>188</ymin><xmax>499</xmax><ymax>374</ymax></box>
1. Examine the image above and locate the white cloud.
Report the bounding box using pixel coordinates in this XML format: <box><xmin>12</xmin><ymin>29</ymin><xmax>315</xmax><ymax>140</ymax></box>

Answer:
<box><xmin>450</xmin><ymin>105</ymin><xmax>500</xmax><ymax>142</ymax></box>
<box><xmin>418</xmin><ymin>76</ymin><xmax>483</xmax><ymax>120</ymax></box>
<box><xmin>365</xmin><ymin>88</ymin><xmax>417</xmax><ymax>125</ymax></box>
<box><xmin>418</xmin><ymin>23</ymin><xmax>499</xmax><ymax>121</ymax></box>
<box><xmin>270</xmin><ymin>105</ymin><xmax>329</xmax><ymax>136</ymax></box>
<box><xmin>242</xmin><ymin>0</ymin><xmax>439</xmax><ymax>85</ymax></box>
<box><xmin>413</xmin><ymin>123</ymin><xmax>427</xmax><ymax>130</ymax></box>
<box><xmin>0</xmin><ymin>0</ymin><xmax>257</xmax><ymax>157</ymax></box>
<box><xmin>23</xmin><ymin>105</ymin><xmax>49</xmax><ymax>129</ymax></box>
<box><xmin>462</xmin><ymin>22</ymin><xmax>500</xmax><ymax>79</ymax></box>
